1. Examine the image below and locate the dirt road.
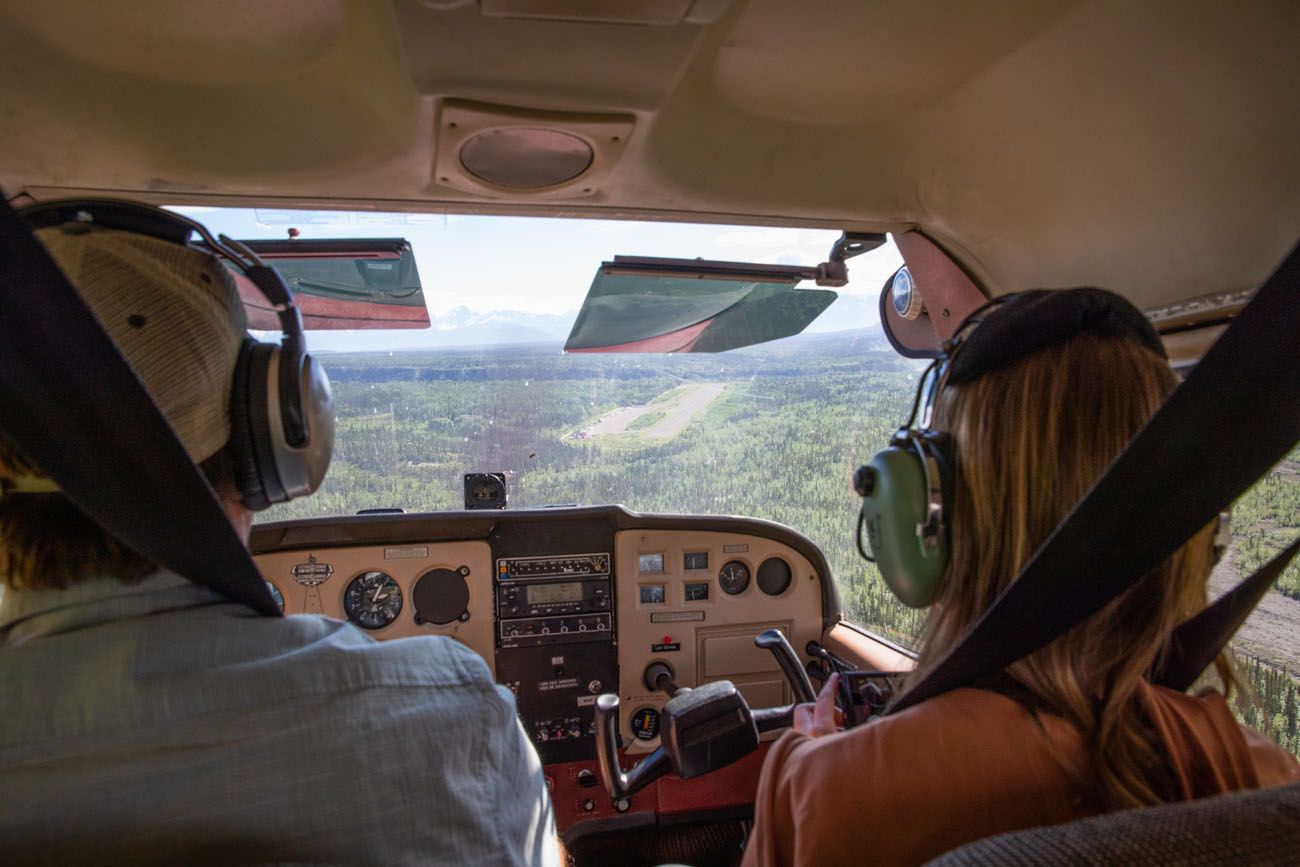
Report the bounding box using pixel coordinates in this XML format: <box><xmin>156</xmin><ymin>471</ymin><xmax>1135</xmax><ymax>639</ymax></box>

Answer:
<box><xmin>646</xmin><ymin>383</ymin><xmax>726</xmax><ymax>439</ymax></box>
<box><xmin>570</xmin><ymin>383</ymin><xmax>726</xmax><ymax>441</ymax></box>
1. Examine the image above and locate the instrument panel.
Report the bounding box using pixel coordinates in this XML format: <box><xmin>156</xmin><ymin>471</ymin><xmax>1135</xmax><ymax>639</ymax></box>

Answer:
<box><xmin>615</xmin><ymin>528</ymin><xmax>823</xmax><ymax>755</ymax></box>
<box><xmin>250</xmin><ymin>506</ymin><xmax>837</xmax><ymax>833</ymax></box>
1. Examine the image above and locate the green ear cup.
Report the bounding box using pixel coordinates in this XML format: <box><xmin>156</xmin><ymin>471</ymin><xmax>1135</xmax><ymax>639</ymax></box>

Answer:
<box><xmin>859</xmin><ymin>446</ymin><xmax>949</xmax><ymax>608</ymax></box>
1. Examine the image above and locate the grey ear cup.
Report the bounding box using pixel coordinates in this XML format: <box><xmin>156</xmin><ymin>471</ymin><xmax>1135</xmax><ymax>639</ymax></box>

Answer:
<box><xmin>15</xmin><ymin>198</ymin><xmax>335</xmax><ymax>512</ymax></box>
<box><xmin>229</xmin><ymin>340</ymin><xmax>333</xmax><ymax>511</ymax></box>
<box><xmin>277</xmin><ymin>352</ymin><xmax>333</xmax><ymax>499</ymax></box>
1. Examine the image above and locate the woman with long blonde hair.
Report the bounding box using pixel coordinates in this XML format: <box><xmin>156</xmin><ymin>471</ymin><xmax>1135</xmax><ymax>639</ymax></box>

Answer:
<box><xmin>743</xmin><ymin>288</ymin><xmax>1299</xmax><ymax>867</ymax></box>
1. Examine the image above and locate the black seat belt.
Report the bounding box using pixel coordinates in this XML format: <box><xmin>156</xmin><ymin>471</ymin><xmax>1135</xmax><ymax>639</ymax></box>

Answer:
<box><xmin>1155</xmin><ymin>537</ymin><xmax>1300</xmax><ymax>691</ymax></box>
<box><xmin>0</xmin><ymin>192</ymin><xmax>279</xmax><ymax>616</ymax></box>
<box><xmin>889</xmin><ymin>239</ymin><xmax>1300</xmax><ymax>714</ymax></box>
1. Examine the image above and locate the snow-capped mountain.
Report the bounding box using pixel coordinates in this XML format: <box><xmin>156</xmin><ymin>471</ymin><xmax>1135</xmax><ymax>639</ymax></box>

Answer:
<box><xmin>306</xmin><ymin>307</ymin><xmax>576</xmax><ymax>352</ymax></box>
<box><xmin>304</xmin><ymin>293</ymin><xmax>881</xmax><ymax>353</ymax></box>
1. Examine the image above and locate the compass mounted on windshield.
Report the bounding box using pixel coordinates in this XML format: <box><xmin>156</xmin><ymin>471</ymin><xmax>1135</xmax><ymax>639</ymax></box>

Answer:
<box><xmin>464</xmin><ymin>472</ymin><xmax>508</xmax><ymax>510</ymax></box>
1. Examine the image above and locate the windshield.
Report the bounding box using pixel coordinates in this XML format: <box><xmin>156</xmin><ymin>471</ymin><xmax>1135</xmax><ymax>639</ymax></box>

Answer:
<box><xmin>181</xmin><ymin>207</ymin><xmax>924</xmax><ymax>644</ymax></box>
<box><xmin>177</xmin><ymin>208</ymin><xmax>1300</xmax><ymax>758</ymax></box>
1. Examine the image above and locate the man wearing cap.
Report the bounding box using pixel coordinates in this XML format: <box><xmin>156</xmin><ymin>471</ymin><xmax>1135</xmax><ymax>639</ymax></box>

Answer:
<box><xmin>0</xmin><ymin>209</ymin><xmax>560</xmax><ymax>866</ymax></box>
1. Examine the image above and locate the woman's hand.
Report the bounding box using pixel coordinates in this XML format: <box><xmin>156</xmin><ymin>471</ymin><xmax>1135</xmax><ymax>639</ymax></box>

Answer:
<box><xmin>792</xmin><ymin>672</ymin><xmax>844</xmax><ymax>737</ymax></box>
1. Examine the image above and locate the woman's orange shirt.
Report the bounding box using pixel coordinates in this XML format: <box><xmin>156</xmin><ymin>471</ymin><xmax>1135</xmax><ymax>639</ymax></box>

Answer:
<box><xmin>742</xmin><ymin>685</ymin><xmax>1300</xmax><ymax>867</ymax></box>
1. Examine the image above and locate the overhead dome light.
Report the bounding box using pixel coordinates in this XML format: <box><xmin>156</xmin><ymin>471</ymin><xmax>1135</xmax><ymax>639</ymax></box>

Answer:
<box><xmin>459</xmin><ymin>127</ymin><xmax>594</xmax><ymax>190</ymax></box>
<box><xmin>434</xmin><ymin>100</ymin><xmax>634</xmax><ymax>199</ymax></box>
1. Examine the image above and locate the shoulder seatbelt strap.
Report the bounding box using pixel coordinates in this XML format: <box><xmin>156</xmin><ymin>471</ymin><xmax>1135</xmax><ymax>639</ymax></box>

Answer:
<box><xmin>889</xmin><ymin>239</ymin><xmax>1300</xmax><ymax>714</ymax></box>
<box><xmin>0</xmin><ymin>191</ymin><xmax>279</xmax><ymax>616</ymax></box>
<box><xmin>1155</xmin><ymin>537</ymin><xmax>1300</xmax><ymax>691</ymax></box>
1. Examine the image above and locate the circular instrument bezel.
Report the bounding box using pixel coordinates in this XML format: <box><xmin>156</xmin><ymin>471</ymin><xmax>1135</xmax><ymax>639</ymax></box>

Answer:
<box><xmin>757</xmin><ymin>556</ymin><xmax>793</xmax><ymax>596</ymax></box>
<box><xmin>265</xmin><ymin>580</ymin><xmax>286</xmax><ymax>612</ymax></box>
<box><xmin>342</xmin><ymin>570</ymin><xmax>404</xmax><ymax>630</ymax></box>
<box><xmin>630</xmin><ymin>706</ymin><xmax>661</xmax><ymax>741</ymax></box>
<box><xmin>718</xmin><ymin>559</ymin><xmax>752</xmax><ymax>596</ymax></box>
<box><xmin>412</xmin><ymin>566</ymin><xmax>471</xmax><ymax>625</ymax></box>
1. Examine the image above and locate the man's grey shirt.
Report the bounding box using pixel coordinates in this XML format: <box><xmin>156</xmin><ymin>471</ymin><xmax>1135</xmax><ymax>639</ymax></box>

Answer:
<box><xmin>0</xmin><ymin>573</ymin><xmax>559</xmax><ymax>866</ymax></box>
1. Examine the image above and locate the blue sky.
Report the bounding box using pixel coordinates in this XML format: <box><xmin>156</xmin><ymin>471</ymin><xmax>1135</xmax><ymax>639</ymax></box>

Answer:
<box><xmin>172</xmin><ymin>206</ymin><xmax>903</xmax><ymax>346</ymax></box>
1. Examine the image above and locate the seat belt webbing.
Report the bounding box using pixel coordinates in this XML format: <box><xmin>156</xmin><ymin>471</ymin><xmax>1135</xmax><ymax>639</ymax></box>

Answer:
<box><xmin>1156</xmin><ymin>537</ymin><xmax>1300</xmax><ymax>691</ymax></box>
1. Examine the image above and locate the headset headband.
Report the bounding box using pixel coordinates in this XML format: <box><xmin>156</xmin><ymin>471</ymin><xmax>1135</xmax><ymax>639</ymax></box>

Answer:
<box><xmin>909</xmin><ymin>287</ymin><xmax>1165</xmax><ymax>429</ymax></box>
<box><xmin>858</xmin><ymin>287</ymin><xmax>1168</xmax><ymax>607</ymax></box>
<box><xmin>945</xmin><ymin>288</ymin><xmax>1165</xmax><ymax>384</ymax></box>
<box><xmin>18</xmin><ymin>198</ymin><xmax>305</xmax><ymax>346</ymax></box>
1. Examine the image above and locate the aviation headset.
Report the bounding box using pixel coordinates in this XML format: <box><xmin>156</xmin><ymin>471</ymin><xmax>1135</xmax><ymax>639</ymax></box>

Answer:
<box><xmin>18</xmin><ymin>198</ymin><xmax>334</xmax><ymax>510</ymax></box>
<box><xmin>854</xmin><ymin>287</ymin><xmax>1168</xmax><ymax>608</ymax></box>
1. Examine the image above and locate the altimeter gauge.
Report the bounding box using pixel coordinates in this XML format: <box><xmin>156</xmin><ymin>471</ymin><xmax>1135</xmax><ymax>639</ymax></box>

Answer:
<box><xmin>344</xmin><ymin>571</ymin><xmax>403</xmax><ymax>630</ymax></box>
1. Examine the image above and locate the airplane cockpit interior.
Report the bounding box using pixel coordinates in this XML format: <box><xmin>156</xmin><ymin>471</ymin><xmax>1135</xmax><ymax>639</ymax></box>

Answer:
<box><xmin>2</xmin><ymin>2</ymin><xmax>1299</xmax><ymax>865</ymax></box>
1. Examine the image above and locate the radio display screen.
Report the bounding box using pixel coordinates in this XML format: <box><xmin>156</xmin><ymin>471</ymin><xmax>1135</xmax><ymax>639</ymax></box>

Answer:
<box><xmin>527</xmin><ymin>582</ymin><xmax>583</xmax><ymax>605</ymax></box>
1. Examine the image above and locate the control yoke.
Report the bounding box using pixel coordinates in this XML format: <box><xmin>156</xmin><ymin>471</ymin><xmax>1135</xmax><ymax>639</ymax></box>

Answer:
<box><xmin>593</xmin><ymin>629</ymin><xmax>813</xmax><ymax>800</ymax></box>
<box><xmin>754</xmin><ymin>628</ymin><xmax>816</xmax><ymax>703</ymax></box>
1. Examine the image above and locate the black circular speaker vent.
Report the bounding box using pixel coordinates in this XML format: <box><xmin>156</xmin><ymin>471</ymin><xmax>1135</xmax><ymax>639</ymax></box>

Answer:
<box><xmin>757</xmin><ymin>557</ymin><xmax>792</xmax><ymax>596</ymax></box>
<box><xmin>412</xmin><ymin>566</ymin><xmax>471</xmax><ymax>625</ymax></box>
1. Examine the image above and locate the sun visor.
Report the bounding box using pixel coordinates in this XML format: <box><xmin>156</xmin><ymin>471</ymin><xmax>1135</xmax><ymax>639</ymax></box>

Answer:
<box><xmin>564</xmin><ymin>256</ymin><xmax>836</xmax><ymax>353</ymax></box>
<box><xmin>219</xmin><ymin>238</ymin><xmax>430</xmax><ymax>330</ymax></box>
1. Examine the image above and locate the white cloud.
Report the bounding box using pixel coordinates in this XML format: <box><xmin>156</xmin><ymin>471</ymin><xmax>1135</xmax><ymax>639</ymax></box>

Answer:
<box><xmin>586</xmin><ymin>220</ymin><xmax>652</xmax><ymax>235</ymax></box>
<box><xmin>711</xmin><ymin>227</ymin><xmax>808</xmax><ymax>249</ymax></box>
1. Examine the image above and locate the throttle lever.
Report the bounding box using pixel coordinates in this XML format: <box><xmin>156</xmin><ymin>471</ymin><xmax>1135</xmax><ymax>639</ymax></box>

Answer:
<box><xmin>755</xmin><ymin>628</ymin><xmax>817</xmax><ymax>704</ymax></box>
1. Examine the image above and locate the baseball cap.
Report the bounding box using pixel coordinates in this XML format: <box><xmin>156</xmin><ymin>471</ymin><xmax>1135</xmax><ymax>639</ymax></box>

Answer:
<box><xmin>34</xmin><ymin>223</ymin><xmax>246</xmax><ymax>465</ymax></box>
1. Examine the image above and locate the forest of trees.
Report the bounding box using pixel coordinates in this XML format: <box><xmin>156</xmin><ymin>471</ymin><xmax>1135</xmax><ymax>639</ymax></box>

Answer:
<box><xmin>1227</xmin><ymin>459</ymin><xmax>1300</xmax><ymax>601</ymax></box>
<box><xmin>261</xmin><ymin>334</ymin><xmax>1300</xmax><ymax>756</ymax></box>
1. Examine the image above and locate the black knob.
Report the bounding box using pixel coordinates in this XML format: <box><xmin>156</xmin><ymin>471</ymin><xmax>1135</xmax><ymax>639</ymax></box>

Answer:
<box><xmin>853</xmin><ymin>464</ymin><xmax>876</xmax><ymax>497</ymax></box>
<box><xmin>643</xmin><ymin>661</ymin><xmax>675</xmax><ymax>694</ymax></box>
<box><xmin>577</xmin><ymin>769</ymin><xmax>598</xmax><ymax>788</ymax></box>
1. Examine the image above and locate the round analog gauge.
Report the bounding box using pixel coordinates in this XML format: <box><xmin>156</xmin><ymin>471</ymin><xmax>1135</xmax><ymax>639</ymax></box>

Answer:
<box><xmin>757</xmin><ymin>557</ymin><xmax>793</xmax><ymax>596</ymax></box>
<box><xmin>630</xmin><ymin>707</ymin><xmax>660</xmax><ymax>741</ymax></box>
<box><xmin>266</xmin><ymin>581</ymin><xmax>285</xmax><ymax>612</ymax></box>
<box><xmin>718</xmin><ymin>560</ymin><xmax>751</xmax><ymax>596</ymax></box>
<box><xmin>344</xmin><ymin>571</ymin><xmax>403</xmax><ymax>630</ymax></box>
